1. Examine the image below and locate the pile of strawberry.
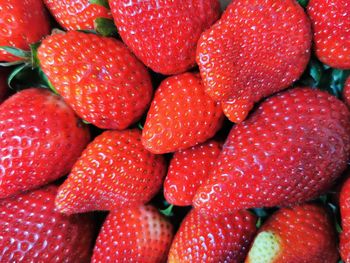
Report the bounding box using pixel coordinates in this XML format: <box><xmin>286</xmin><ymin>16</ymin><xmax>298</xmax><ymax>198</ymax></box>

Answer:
<box><xmin>0</xmin><ymin>0</ymin><xmax>349</xmax><ymax>262</ymax></box>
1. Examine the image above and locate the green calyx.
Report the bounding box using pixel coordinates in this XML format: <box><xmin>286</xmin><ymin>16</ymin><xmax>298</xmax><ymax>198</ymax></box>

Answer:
<box><xmin>160</xmin><ymin>204</ymin><xmax>174</xmax><ymax>217</ymax></box>
<box><xmin>90</xmin><ymin>0</ymin><xmax>110</xmax><ymax>9</ymax></box>
<box><xmin>94</xmin><ymin>18</ymin><xmax>118</xmax><ymax>37</ymax></box>
<box><xmin>0</xmin><ymin>43</ymin><xmax>57</xmax><ymax>93</ymax></box>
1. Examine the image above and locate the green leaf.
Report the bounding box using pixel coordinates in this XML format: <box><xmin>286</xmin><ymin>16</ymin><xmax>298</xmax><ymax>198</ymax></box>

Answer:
<box><xmin>160</xmin><ymin>204</ymin><xmax>174</xmax><ymax>217</ymax></box>
<box><xmin>251</xmin><ymin>208</ymin><xmax>268</xmax><ymax>218</ymax></box>
<box><xmin>256</xmin><ymin>217</ymin><xmax>263</xmax><ymax>228</ymax></box>
<box><xmin>90</xmin><ymin>0</ymin><xmax>110</xmax><ymax>9</ymax></box>
<box><xmin>30</xmin><ymin>42</ymin><xmax>41</xmax><ymax>68</ymax></box>
<box><xmin>0</xmin><ymin>46</ymin><xmax>30</xmax><ymax>59</ymax></box>
<box><xmin>297</xmin><ymin>0</ymin><xmax>309</xmax><ymax>7</ymax></box>
<box><xmin>7</xmin><ymin>64</ymin><xmax>30</xmax><ymax>89</ymax></box>
<box><xmin>0</xmin><ymin>60</ymin><xmax>26</xmax><ymax>67</ymax></box>
<box><xmin>94</xmin><ymin>18</ymin><xmax>118</xmax><ymax>37</ymax></box>
<box><xmin>137</xmin><ymin>122</ymin><xmax>144</xmax><ymax>130</ymax></box>
<box><xmin>328</xmin><ymin>69</ymin><xmax>350</xmax><ymax>98</ymax></box>
<box><xmin>82</xmin><ymin>119</ymin><xmax>91</xmax><ymax>125</ymax></box>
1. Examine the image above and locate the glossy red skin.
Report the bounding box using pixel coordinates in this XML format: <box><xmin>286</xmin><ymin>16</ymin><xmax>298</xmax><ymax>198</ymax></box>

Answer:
<box><xmin>340</xmin><ymin>177</ymin><xmax>350</xmax><ymax>262</ymax></box>
<box><xmin>110</xmin><ymin>0</ymin><xmax>220</xmax><ymax>75</ymax></box>
<box><xmin>92</xmin><ymin>205</ymin><xmax>173</xmax><ymax>263</ymax></box>
<box><xmin>308</xmin><ymin>0</ymin><xmax>350</xmax><ymax>69</ymax></box>
<box><xmin>142</xmin><ymin>72</ymin><xmax>224</xmax><ymax>154</ymax></box>
<box><xmin>44</xmin><ymin>0</ymin><xmax>112</xmax><ymax>30</ymax></box>
<box><xmin>197</xmin><ymin>0</ymin><xmax>311</xmax><ymax>123</ymax></box>
<box><xmin>164</xmin><ymin>140</ymin><xmax>222</xmax><ymax>206</ymax></box>
<box><xmin>0</xmin><ymin>185</ymin><xmax>95</xmax><ymax>262</ymax></box>
<box><xmin>343</xmin><ymin>77</ymin><xmax>350</xmax><ymax>108</ymax></box>
<box><xmin>56</xmin><ymin>129</ymin><xmax>166</xmax><ymax>214</ymax></box>
<box><xmin>194</xmin><ymin>88</ymin><xmax>350</xmax><ymax>214</ymax></box>
<box><xmin>0</xmin><ymin>72</ymin><xmax>8</xmax><ymax>103</ymax></box>
<box><xmin>168</xmin><ymin>209</ymin><xmax>256</xmax><ymax>262</ymax></box>
<box><xmin>246</xmin><ymin>204</ymin><xmax>338</xmax><ymax>263</ymax></box>
<box><xmin>0</xmin><ymin>88</ymin><xmax>90</xmax><ymax>199</ymax></box>
<box><xmin>38</xmin><ymin>31</ymin><xmax>153</xmax><ymax>130</ymax></box>
<box><xmin>0</xmin><ymin>0</ymin><xmax>50</xmax><ymax>62</ymax></box>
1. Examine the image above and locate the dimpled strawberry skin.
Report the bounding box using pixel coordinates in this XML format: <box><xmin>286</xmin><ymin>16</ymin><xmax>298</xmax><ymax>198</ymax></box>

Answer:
<box><xmin>92</xmin><ymin>205</ymin><xmax>173</xmax><ymax>263</ymax></box>
<box><xmin>308</xmin><ymin>0</ymin><xmax>350</xmax><ymax>69</ymax></box>
<box><xmin>110</xmin><ymin>0</ymin><xmax>221</xmax><ymax>75</ymax></box>
<box><xmin>343</xmin><ymin>77</ymin><xmax>350</xmax><ymax>107</ymax></box>
<box><xmin>340</xmin><ymin>177</ymin><xmax>350</xmax><ymax>262</ymax></box>
<box><xmin>168</xmin><ymin>209</ymin><xmax>256</xmax><ymax>262</ymax></box>
<box><xmin>44</xmin><ymin>0</ymin><xmax>112</xmax><ymax>30</ymax></box>
<box><xmin>142</xmin><ymin>72</ymin><xmax>224</xmax><ymax>154</ymax></box>
<box><xmin>55</xmin><ymin>129</ymin><xmax>166</xmax><ymax>214</ymax></box>
<box><xmin>197</xmin><ymin>0</ymin><xmax>311</xmax><ymax>123</ymax></box>
<box><xmin>0</xmin><ymin>0</ymin><xmax>50</xmax><ymax>62</ymax></box>
<box><xmin>38</xmin><ymin>31</ymin><xmax>153</xmax><ymax>130</ymax></box>
<box><xmin>0</xmin><ymin>88</ymin><xmax>90</xmax><ymax>199</ymax></box>
<box><xmin>164</xmin><ymin>140</ymin><xmax>222</xmax><ymax>206</ymax></box>
<box><xmin>246</xmin><ymin>204</ymin><xmax>338</xmax><ymax>263</ymax></box>
<box><xmin>194</xmin><ymin>88</ymin><xmax>350</xmax><ymax>214</ymax></box>
<box><xmin>0</xmin><ymin>186</ymin><xmax>95</xmax><ymax>262</ymax></box>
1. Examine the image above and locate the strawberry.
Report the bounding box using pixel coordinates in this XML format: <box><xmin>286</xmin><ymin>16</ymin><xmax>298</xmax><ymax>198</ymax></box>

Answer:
<box><xmin>343</xmin><ymin>76</ymin><xmax>350</xmax><ymax>108</ymax></box>
<box><xmin>0</xmin><ymin>185</ymin><xmax>95</xmax><ymax>262</ymax></box>
<box><xmin>164</xmin><ymin>140</ymin><xmax>222</xmax><ymax>206</ymax></box>
<box><xmin>168</xmin><ymin>209</ymin><xmax>256</xmax><ymax>262</ymax></box>
<box><xmin>92</xmin><ymin>205</ymin><xmax>173</xmax><ymax>262</ymax></box>
<box><xmin>109</xmin><ymin>0</ymin><xmax>220</xmax><ymax>75</ymax></box>
<box><xmin>0</xmin><ymin>0</ymin><xmax>50</xmax><ymax>62</ymax></box>
<box><xmin>37</xmin><ymin>31</ymin><xmax>153</xmax><ymax>129</ymax></box>
<box><xmin>0</xmin><ymin>71</ymin><xmax>8</xmax><ymax>103</ymax></box>
<box><xmin>0</xmin><ymin>88</ymin><xmax>90</xmax><ymax>199</ymax></box>
<box><xmin>142</xmin><ymin>72</ymin><xmax>224</xmax><ymax>154</ymax></box>
<box><xmin>245</xmin><ymin>204</ymin><xmax>338</xmax><ymax>263</ymax></box>
<box><xmin>194</xmin><ymin>88</ymin><xmax>350</xmax><ymax>214</ymax></box>
<box><xmin>197</xmin><ymin>0</ymin><xmax>311</xmax><ymax>123</ymax></box>
<box><xmin>43</xmin><ymin>0</ymin><xmax>112</xmax><ymax>31</ymax></box>
<box><xmin>308</xmin><ymin>0</ymin><xmax>350</xmax><ymax>69</ymax></box>
<box><xmin>340</xmin><ymin>177</ymin><xmax>350</xmax><ymax>262</ymax></box>
<box><xmin>56</xmin><ymin>129</ymin><xmax>166</xmax><ymax>214</ymax></box>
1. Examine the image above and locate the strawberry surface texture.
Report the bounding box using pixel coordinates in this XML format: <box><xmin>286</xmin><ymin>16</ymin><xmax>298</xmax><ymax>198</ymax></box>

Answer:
<box><xmin>0</xmin><ymin>0</ymin><xmax>349</xmax><ymax>261</ymax></box>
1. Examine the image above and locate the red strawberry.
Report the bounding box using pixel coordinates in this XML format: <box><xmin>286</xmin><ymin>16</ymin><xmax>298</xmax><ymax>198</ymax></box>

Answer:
<box><xmin>0</xmin><ymin>0</ymin><xmax>50</xmax><ymax>62</ymax></box>
<box><xmin>142</xmin><ymin>72</ymin><xmax>224</xmax><ymax>154</ymax></box>
<box><xmin>194</xmin><ymin>88</ymin><xmax>350</xmax><ymax>214</ymax></box>
<box><xmin>343</xmin><ymin>76</ymin><xmax>350</xmax><ymax>107</ymax></box>
<box><xmin>164</xmin><ymin>140</ymin><xmax>222</xmax><ymax>206</ymax></box>
<box><xmin>56</xmin><ymin>129</ymin><xmax>166</xmax><ymax>214</ymax></box>
<box><xmin>44</xmin><ymin>0</ymin><xmax>112</xmax><ymax>31</ymax></box>
<box><xmin>37</xmin><ymin>31</ymin><xmax>152</xmax><ymax>129</ymax></box>
<box><xmin>0</xmin><ymin>71</ymin><xmax>8</xmax><ymax>103</ymax></box>
<box><xmin>168</xmin><ymin>209</ymin><xmax>256</xmax><ymax>262</ymax></box>
<box><xmin>308</xmin><ymin>0</ymin><xmax>350</xmax><ymax>69</ymax></box>
<box><xmin>92</xmin><ymin>205</ymin><xmax>173</xmax><ymax>262</ymax></box>
<box><xmin>109</xmin><ymin>0</ymin><xmax>220</xmax><ymax>75</ymax></box>
<box><xmin>197</xmin><ymin>0</ymin><xmax>311</xmax><ymax>123</ymax></box>
<box><xmin>0</xmin><ymin>185</ymin><xmax>95</xmax><ymax>262</ymax></box>
<box><xmin>340</xmin><ymin>177</ymin><xmax>350</xmax><ymax>262</ymax></box>
<box><xmin>245</xmin><ymin>204</ymin><xmax>338</xmax><ymax>263</ymax></box>
<box><xmin>0</xmin><ymin>88</ymin><xmax>90</xmax><ymax>199</ymax></box>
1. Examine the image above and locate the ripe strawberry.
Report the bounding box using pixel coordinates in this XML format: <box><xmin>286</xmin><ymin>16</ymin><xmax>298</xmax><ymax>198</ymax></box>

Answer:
<box><xmin>340</xmin><ymin>177</ymin><xmax>350</xmax><ymax>262</ymax></box>
<box><xmin>92</xmin><ymin>205</ymin><xmax>173</xmax><ymax>262</ymax></box>
<box><xmin>197</xmin><ymin>0</ymin><xmax>311</xmax><ymax>123</ymax></box>
<box><xmin>142</xmin><ymin>72</ymin><xmax>224</xmax><ymax>154</ymax></box>
<box><xmin>43</xmin><ymin>0</ymin><xmax>112</xmax><ymax>31</ymax></box>
<box><xmin>0</xmin><ymin>185</ymin><xmax>95</xmax><ymax>262</ymax></box>
<box><xmin>109</xmin><ymin>0</ymin><xmax>220</xmax><ymax>75</ymax></box>
<box><xmin>0</xmin><ymin>71</ymin><xmax>8</xmax><ymax>103</ymax></box>
<box><xmin>0</xmin><ymin>88</ymin><xmax>90</xmax><ymax>199</ymax></box>
<box><xmin>245</xmin><ymin>204</ymin><xmax>338</xmax><ymax>263</ymax></box>
<box><xmin>168</xmin><ymin>209</ymin><xmax>256</xmax><ymax>262</ymax></box>
<box><xmin>308</xmin><ymin>0</ymin><xmax>350</xmax><ymax>69</ymax></box>
<box><xmin>194</xmin><ymin>88</ymin><xmax>350</xmax><ymax>214</ymax></box>
<box><xmin>343</xmin><ymin>76</ymin><xmax>350</xmax><ymax>107</ymax></box>
<box><xmin>56</xmin><ymin>129</ymin><xmax>166</xmax><ymax>214</ymax></box>
<box><xmin>0</xmin><ymin>0</ymin><xmax>50</xmax><ymax>62</ymax></box>
<box><xmin>164</xmin><ymin>140</ymin><xmax>222</xmax><ymax>206</ymax></box>
<box><xmin>37</xmin><ymin>31</ymin><xmax>152</xmax><ymax>130</ymax></box>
